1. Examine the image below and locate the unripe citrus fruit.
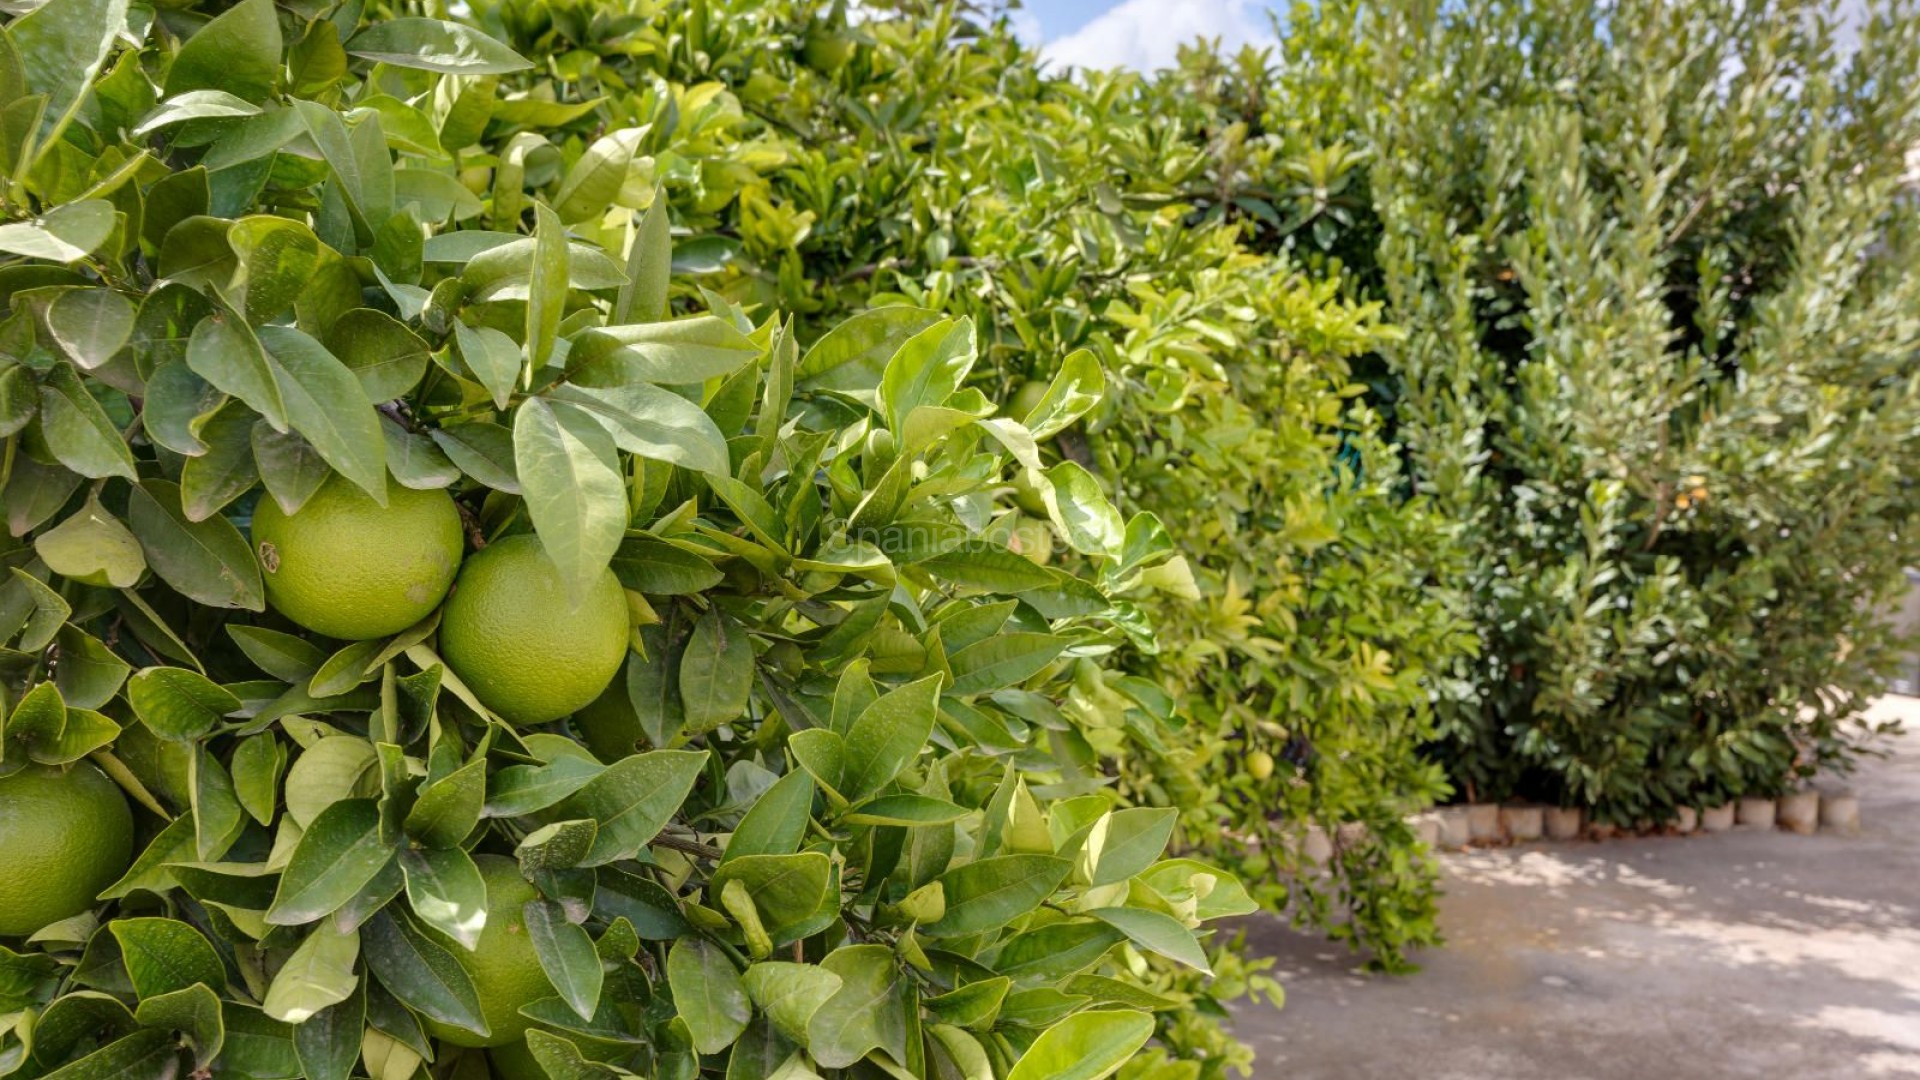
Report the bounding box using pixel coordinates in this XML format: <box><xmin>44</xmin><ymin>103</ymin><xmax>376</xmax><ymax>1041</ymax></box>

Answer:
<box><xmin>1008</xmin><ymin>468</ymin><xmax>1051</xmax><ymax>517</ymax></box>
<box><xmin>572</xmin><ymin>668</ymin><xmax>644</xmax><ymax>763</ymax></box>
<box><xmin>1009</xmin><ymin>378</ymin><xmax>1050</xmax><ymax>424</ymax></box>
<box><xmin>439</xmin><ymin>534</ymin><xmax>629</xmax><ymax>725</ymax></box>
<box><xmin>487</xmin><ymin>1039</ymin><xmax>548</xmax><ymax>1080</ymax></box>
<box><xmin>252</xmin><ymin>478</ymin><xmax>464</xmax><ymax>641</ymax></box>
<box><xmin>0</xmin><ymin>763</ymin><xmax>134</xmax><ymax>937</ymax></box>
<box><xmin>424</xmin><ymin>855</ymin><xmax>553</xmax><ymax>1048</ymax></box>
<box><xmin>1247</xmin><ymin>750</ymin><xmax>1275</xmax><ymax>780</ymax></box>
<box><xmin>1008</xmin><ymin>516</ymin><xmax>1055</xmax><ymax>566</ymax></box>
<box><xmin>802</xmin><ymin>28</ymin><xmax>855</xmax><ymax>73</ymax></box>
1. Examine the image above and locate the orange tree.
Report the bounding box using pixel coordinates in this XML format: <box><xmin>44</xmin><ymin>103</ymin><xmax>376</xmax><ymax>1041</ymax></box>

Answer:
<box><xmin>452</xmin><ymin>0</ymin><xmax>1470</xmax><ymax>971</ymax></box>
<box><xmin>0</xmin><ymin>1</ymin><xmax>1256</xmax><ymax>1078</ymax></box>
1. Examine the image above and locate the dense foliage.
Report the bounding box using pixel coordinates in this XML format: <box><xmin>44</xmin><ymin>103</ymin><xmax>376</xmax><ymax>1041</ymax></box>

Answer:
<box><xmin>0</xmin><ymin>2</ymin><xmax>1263</xmax><ymax>1078</ymax></box>
<box><xmin>457</xmin><ymin>0</ymin><xmax>1468</xmax><ymax>971</ymax></box>
<box><xmin>1256</xmin><ymin>0</ymin><xmax>1920</xmax><ymax>819</ymax></box>
<box><xmin>1071</xmin><ymin>0</ymin><xmax>1920</xmax><ymax>923</ymax></box>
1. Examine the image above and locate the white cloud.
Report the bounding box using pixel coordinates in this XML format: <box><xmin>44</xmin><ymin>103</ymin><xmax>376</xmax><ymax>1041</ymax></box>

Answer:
<box><xmin>1040</xmin><ymin>0</ymin><xmax>1275</xmax><ymax>73</ymax></box>
<box><xmin>1004</xmin><ymin>9</ymin><xmax>1044</xmax><ymax>45</ymax></box>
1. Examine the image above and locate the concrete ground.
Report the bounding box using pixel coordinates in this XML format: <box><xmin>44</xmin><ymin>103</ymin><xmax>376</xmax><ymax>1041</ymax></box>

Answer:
<box><xmin>1231</xmin><ymin>697</ymin><xmax>1920</xmax><ymax>1079</ymax></box>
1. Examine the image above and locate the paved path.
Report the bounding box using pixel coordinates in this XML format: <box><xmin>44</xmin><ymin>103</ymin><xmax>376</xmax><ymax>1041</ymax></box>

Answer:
<box><xmin>1231</xmin><ymin>698</ymin><xmax>1920</xmax><ymax>1079</ymax></box>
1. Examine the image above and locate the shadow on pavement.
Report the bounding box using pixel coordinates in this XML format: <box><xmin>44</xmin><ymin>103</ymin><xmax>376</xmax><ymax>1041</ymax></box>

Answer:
<box><xmin>1231</xmin><ymin>701</ymin><xmax>1920</xmax><ymax>1080</ymax></box>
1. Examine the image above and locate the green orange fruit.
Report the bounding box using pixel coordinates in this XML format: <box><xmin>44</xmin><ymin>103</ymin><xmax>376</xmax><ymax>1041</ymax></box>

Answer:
<box><xmin>487</xmin><ymin>1039</ymin><xmax>549</xmax><ymax>1080</ymax></box>
<box><xmin>424</xmin><ymin>855</ymin><xmax>553</xmax><ymax>1048</ymax></box>
<box><xmin>439</xmin><ymin>534</ymin><xmax>630</xmax><ymax>725</ymax></box>
<box><xmin>0</xmin><ymin>763</ymin><xmax>134</xmax><ymax>937</ymax></box>
<box><xmin>1009</xmin><ymin>516</ymin><xmax>1055</xmax><ymax>566</ymax></box>
<box><xmin>1010</xmin><ymin>378</ymin><xmax>1050</xmax><ymax>424</ymax></box>
<box><xmin>571</xmin><ymin>664</ymin><xmax>644</xmax><ymax>763</ymax></box>
<box><xmin>252</xmin><ymin>477</ymin><xmax>464</xmax><ymax>640</ymax></box>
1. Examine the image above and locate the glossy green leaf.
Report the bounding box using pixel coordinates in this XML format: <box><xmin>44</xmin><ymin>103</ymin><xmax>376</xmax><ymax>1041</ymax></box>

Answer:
<box><xmin>524</xmin><ymin>898</ymin><xmax>603</xmax><ymax>1021</ymax></box>
<box><xmin>615</xmin><ymin>194</ymin><xmax>671</xmax><ymax>324</ymax></box>
<box><xmin>179</xmin><ymin>402</ymin><xmax>260</xmax><ymax>520</ymax></box>
<box><xmin>707</xmin><ymin>853</ymin><xmax>830</xmax><ymax>933</ymax></box>
<box><xmin>186</xmin><ymin>314</ymin><xmax>287</xmax><ymax>433</ymax></box>
<box><xmin>229</xmin><ymin>216</ymin><xmax>325</xmax><ymax>325</ymax></box>
<box><xmin>1085</xmin><ymin>809</ymin><xmax>1178</xmax><ymax>888</ymax></box>
<box><xmin>344</xmin><ymin>19</ymin><xmax>532</xmax><ymax>74</ymax></box>
<box><xmin>325</xmin><ymin>309</ymin><xmax>431</xmax><ymax>404</ymax></box>
<box><xmin>0</xmin><ymin>201</ymin><xmax>115</xmax><ymax>262</ymax></box>
<box><xmin>742</xmin><ymin>961</ymin><xmax>841</xmax><ymax>1043</ymax></box>
<box><xmin>880</xmin><ymin>318</ymin><xmax>975</xmax><ymax>433</ymax></box>
<box><xmin>553</xmin><ymin>127</ymin><xmax>644</xmax><ymax>224</ymax></box>
<box><xmin>925</xmin><ymin>856</ymin><xmax>1071</xmax><ymax>938</ymax></box>
<box><xmin>679</xmin><ymin>609</ymin><xmax>753</xmax><ymax>735</ymax></box>
<box><xmin>452</xmin><ymin>321</ymin><xmax>521</xmax><ymax>411</ymax></box>
<box><xmin>556</xmin><ymin>749</ymin><xmax>707</xmax><ymax>866</ymax></box>
<box><xmin>360</xmin><ymin>909</ymin><xmax>488</xmax><ymax>1039</ymax></box>
<box><xmin>127</xmin><ymin>666</ymin><xmax>239</xmax><ymax>741</ymax></box>
<box><xmin>259</xmin><ymin>326</ymin><xmax>387</xmax><ymax>503</ymax></box>
<box><xmin>35</xmin><ymin>1028</ymin><xmax>177</xmax><ymax>1080</ymax></box>
<box><xmin>262</xmin><ymin>922</ymin><xmax>359</xmax><ymax>1024</ymax></box>
<box><xmin>547</xmin><ymin>379</ymin><xmax>730</xmax><ymax>477</ymax></box>
<box><xmin>251</xmin><ymin>423</ymin><xmax>333</xmax><ymax>515</ymax></box>
<box><xmin>400</xmin><ymin>847</ymin><xmax>487</xmax><ymax>951</ymax></box>
<box><xmin>513</xmin><ymin>395</ymin><xmax>626</xmax><ymax>604</ymax></box>
<box><xmin>723</xmin><ymin>769</ymin><xmax>812</xmax><ymax>863</ymax></box>
<box><xmin>9</xmin><ymin>0</ymin><xmax>127</xmax><ymax>151</ymax></box>
<box><xmin>1088</xmin><ymin>906</ymin><xmax>1210</xmax><ymax>974</ymax></box>
<box><xmin>1006</xmin><ymin>1009</ymin><xmax>1154</xmax><ymax>1080</ymax></box>
<box><xmin>133</xmin><ymin>983</ymin><xmax>223</xmax><ymax>1068</ymax></box>
<box><xmin>110</xmin><ymin>917</ymin><xmax>225</xmax><ymax>997</ymax></box>
<box><xmin>806</xmin><ymin>945</ymin><xmax>911</xmax><ymax>1069</ymax></box>
<box><xmin>840</xmin><ymin>673</ymin><xmax>941</xmax><ymax>801</ymax></box>
<box><xmin>431</xmin><ymin>421</ymin><xmax>519</xmax><ymax>493</ymax></box>
<box><xmin>125</xmin><ymin>480</ymin><xmax>264</xmax><ymax>610</ymax></box>
<box><xmin>266</xmin><ymin>798</ymin><xmax>397</xmax><ymax>926</ymax></box>
<box><xmin>163</xmin><ymin>0</ymin><xmax>280</xmax><ymax>103</ymax></box>
<box><xmin>526</xmin><ymin>201</ymin><xmax>568</xmax><ymax>368</ymax></box>
<box><xmin>667</xmin><ymin>938</ymin><xmax>749</xmax><ymax>1055</ymax></box>
<box><xmin>404</xmin><ymin>757</ymin><xmax>486</xmax><ymax>849</ymax></box>
<box><xmin>569</xmin><ymin>316</ymin><xmax>760</xmax><ymax>386</ymax></box>
<box><xmin>46</xmin><ymin>289</ymin><xmax>133</xmax><ymax>371</ymax></box>
<box><xmin>292</xmin><ymin>984</ymin><xmax>364</xmax><ymax>1080</ymax></box>
<box><xmin>37</xmin><ymin>364</ymin><xmax>136</xmax><ymax>480</ymax></box>
<box><xmin>35</xmin><ymin>502</ymin><xmax>144</xmax><ymax>587</ymax></box>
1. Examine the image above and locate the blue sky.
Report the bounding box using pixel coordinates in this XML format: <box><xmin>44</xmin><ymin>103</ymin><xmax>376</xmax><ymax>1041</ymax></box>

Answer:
<box><xmin>1006</xmin><ymin>0</ymin><xmax>1282</xmax><ymax>71</ymax></box>
<box><xmin>1009</xmin><ymin>0</ymin><xmax>1877</xmax><ymax>72</ymax></box>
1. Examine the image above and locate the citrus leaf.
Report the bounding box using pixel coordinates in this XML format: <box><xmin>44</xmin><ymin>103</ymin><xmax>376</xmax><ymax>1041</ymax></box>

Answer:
<box><xmin>1006</xmin><ymin>1009</ymin><xmax>1154</xmax><ymax>1080</ymax></box>
<box><xmin>259</xmin><ymin>326</ymin><xmax>387</xmax><ymax>504</ymax></box>
<box><xmin>127</xmin><ymin>666</ymin><xmax>239</xmax><ymax>742</ymax></box>
<box><xmin>37</xmin><ymin>364</ymin><xmax>136</xmax><ymax>480</ymax></box>
<box><xmin>262</xmin><ymin>922</ymin><xmax>359</xmax><ymax>1024</ymax></box>
<box><xmin>513</xmin><ymin>395</ymin><xmax>626</xmax><ymax>604</ymax></box>
<box><xmin>523</xmin><ymin>899</ymin><xmax>602</xmax><ymax>1022</ymax></box>
<box><xmin>555</xmin><ymin>749</ymin><xmax>708</xmax><ymax>866</ymax></box>
<box><xmin>399</xmin><ymin>847</ymin><xmax>487</xmax><ymax>952</ymax></box>
<box><xmin>344</xmin><ymin>19</ymin><xmax>531</xmax><ymax>74</ymax></box>
<box><xmin>125</xmin><ymin>480</ymin><xmax>264</xmax><ymax>611</ymax></box>
<box><xmin>924</xmin><ymin>856</ymin><xmax>1071</xmax><ymax>938</ymax></box>
<box><xmin>186</xmin><ymin>313</ymin><xmax>287</xmax><ymax>433</ymax></box>
<box><xmin>266</xmin><ymin>798</ymin><xmax>398</xmax><ymax>926</ymax></box>
<box><xmin>109</xmin><ymin>917</ymin><xmax>225</xmax><ymax>997</ymax></box>
<box><xmin>0</xmin><ymin>201</ymin><xmax>115</xmax><ymax>262</ymax></box>
<box><xmin>360</xmin><ymin>909</ymin><xmax>488</xmax><ymax>1040</ymax></box>
<box><xmin>666</xmin><ymin>938</ymin><xmax>748</xmax><ymax>1055</ymax></box>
